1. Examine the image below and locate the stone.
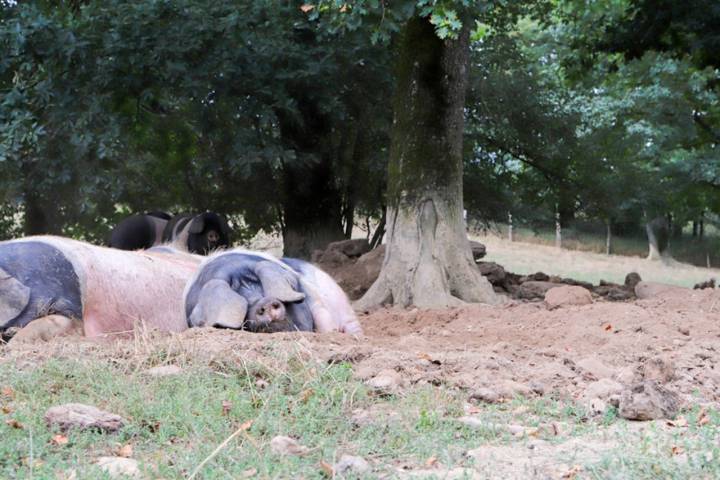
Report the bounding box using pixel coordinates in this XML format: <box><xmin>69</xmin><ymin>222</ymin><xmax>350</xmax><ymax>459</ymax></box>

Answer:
<box><xmin>624</xmin><ymin>272</ymin><xmax>642</xmax><ymax>289</ymax></box>
<box><xmin>544</xmin><ymin>286</ymin><xmax>593</xmax><ymax>309</ymax></box>
<box><xmin>618</xmin><ymin>381</ymin><xmax>680</xmax><ymax>420</ymax></box>
<box><xmin>469</xmin><ymin>241</ymin><xmax>487</xmax><ymax>261</ymax></box>
<box><xmin>334</xmin><ymin>455</ymin><xmax>370</xmax><ymax>475</ymax></box>
<box><xmin>693</xmin><ymin>278</ymin><xmax>716</xmax><ymax>290</ymax></box>
<box><xmin>366</xmin><ymin>369</ymin><xmax>402</xmax><ymax>395</ymax></box>
<box><xmin>635</xmin><ymin>281</ymin><xmax>686</xmax><ymax>300</ymax></box>
<box><xmin>521</xmin><ymin>272</ymin><xmax>551</xmax><ymax>282</ymax></box>
<box><xmin>477</xmin><ymin>262</ymin><xmax>506</xmax><ymax>286</ymax></box>
<box><xmin>469</xmin><ymin>387</ymin><xmax>501</xmax><ymax>404</ymax></box>
<box><xmin>317</xmin><ymin>249</ymin><xmax>351</xmax><ymax>266</ymax></box>
<box><xmin>583</xmin><ymin>378</ymin><xmax>624</xmax><ymax>400</ymax></box>
<box><xmin>327</xmin><ymin>239</ymin><xmax>371</xmax><ymax>258</ymax></box>
<box><xmin>641</xmin><ymin>355</ymin><xmax>675</xmax><ymax>383</ymax></box>
<box><xmin>270</xmin><ymin>436</ymin><xmax>310</xmax><ymax>456</ymax></box>
<box><xmin>45</xmin><ymin>404</ymin><xmax>125</xmax><ymax>433</ymax></box>
<box><xmin>95</xmin><ymin>457</ymin><xmax>140</xmax><ymax>479</ymax></box>
<box><xmin>142</xmin><ymin>365</ymin><xmax>182</xmax><ymax>377</ymax></box>
<box><xmin>516</xmin><ymin>281</ymin><xmax>559</xmax><ymax>300</ymax></box>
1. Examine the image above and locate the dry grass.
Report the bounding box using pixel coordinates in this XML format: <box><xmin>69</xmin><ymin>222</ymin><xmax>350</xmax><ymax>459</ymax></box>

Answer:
<box><xmin>474</xmin><ymin>232</ymin><xmax>720</xmax><ymax>288</ymax></box>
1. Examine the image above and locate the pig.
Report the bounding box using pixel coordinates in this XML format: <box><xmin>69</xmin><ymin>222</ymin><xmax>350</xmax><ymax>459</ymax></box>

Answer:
<box><xmin>109</xmin><ymin>211</ymin><xmax>171</xmax><ymax>251</ymax></box>
<box><xmin>162</xmin><ymin>212</ymin><xmax>231</xmax><ymax>255</ymax></box>
<box><xmin>184</xmin><ymin>249</ymin><xmax>362</xmax><ymax>334</ymax></box>
<box><xmin>0</xmin><ymin>236</ymin><xmax>202</xmax><ymax>343</ymax></box>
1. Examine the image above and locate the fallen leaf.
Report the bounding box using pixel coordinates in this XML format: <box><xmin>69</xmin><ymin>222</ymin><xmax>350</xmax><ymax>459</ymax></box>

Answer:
<box><xmin>270</xmin><ymin>435</ymin><xmax>310</xmax><ymax>456</ymax></box>
<box><xmin>562</xmin><ymin>465</ymin><xmax>583</xmax><ymax>479</ymax></box>
<box><xmin>667</xmin><ymin>416</ymin><xmax>688</xmax><ymax>428</ymax></box>
<box><xmin>51</xmin><ymin>434</ymin><xmax>69</xmax><ymax>446</ymax></box>
<box><xmin>319</xmin><ymin>460</ymin><xmax>334</xmax><ymax>477</ymax></box>
<box><xmin>671</xmin><ymin>445</ymin><xmax>685</xmax><ymax>455</ymax></box>
<box><xmin>425</xmin><ymin>456</ymin><xmax>438</xmax><ymax>467</ymax></box>
<box><xmin>300</xmin><ymin>389</ymin><xmax>314</xmax><ymax>403</ymax></box>
<box><xmin>300</xmin><ymin>4</ymin><xmax>314</xmax><ymax>13</ymax></box>
<box><xmin>222</xmin><ymin>400</ymin><xmax>232</xmax><ymax>416</ymax></box>
<box><xmin>115</xmin><ymin>444</ymin><xmax>133</xmax><ymax>458</ymax></box>
<box><xmin>418</xmin><ymin>352</ymin><xmax>432</xmax><ymax>361</ymax></box>
<box><xmin>1</xmin><ymin>405</ymin><xmax>13</xmax><ymax>414</ymax></box>
<box><xmin>604</xmin><ymin>324</ymin><xmax>612</xmax><ymax>331</ymax></box>
<box><xmin>465</xmin><ymin>404</ymin><xmax>481</xmax><ymax>415</ymax></box>
<box><xmin>1</xmin><ymin>386</ymin><xmax>14</xmax><ymax>399</ymax></box>
<box><xmin>525</xmin><ymin>427</ymin><xmax>540</xmax><ymax>438</ymax></box>
<box><xmin>5</xmin><ymin>419</ymin><xmax>23</xmax><ymax>429</ymax></box>
<box><xmin>239</xmin><ymin>419</ymin><xmax>253</xmax><ymax>431</ymax></box>
<box><xmin>241</xmin><ymin>468</ymin><xmax>258</xmax><ymax>478</ymax></box>
<box><xmin>697</xmin><ymin>408</ymin><xmax>710</xmax><ymax>426</ymax></box>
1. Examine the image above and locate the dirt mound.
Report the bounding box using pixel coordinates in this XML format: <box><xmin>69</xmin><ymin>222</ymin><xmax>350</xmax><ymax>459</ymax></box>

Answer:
<box><xmin>5</xmin><ymin>286</ymin><xmax>719</xmax><ymax>415</ymax></box>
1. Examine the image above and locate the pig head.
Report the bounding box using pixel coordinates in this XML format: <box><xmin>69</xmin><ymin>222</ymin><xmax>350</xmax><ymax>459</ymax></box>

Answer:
<box><xmin>163</xmin><ymin>212</ymin><xmax>231</xmax><ymax>255</ymax></box>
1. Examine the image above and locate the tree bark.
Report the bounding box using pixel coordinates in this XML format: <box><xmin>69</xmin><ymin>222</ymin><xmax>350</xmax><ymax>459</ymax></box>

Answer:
<box><xmin>356</xmin><ymin>16</ymin><xmax>496</xmax><ymax>309</ymax></box>
<box><xmin>605</xmin><ymin>220</ymin><xmax>612</xmax><ymax>255</ymax></box>
<box><xmin>646</xmin><ymin>216</ymin><xmax>671</xmax><ymax>261</ymax></box>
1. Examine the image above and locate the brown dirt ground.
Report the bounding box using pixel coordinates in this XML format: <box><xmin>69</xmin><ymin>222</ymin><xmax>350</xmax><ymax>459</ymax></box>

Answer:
<box><xmin>5</xmin><ymin>287</ymin><xmax>720</xmax><ymax>411</ymax></box>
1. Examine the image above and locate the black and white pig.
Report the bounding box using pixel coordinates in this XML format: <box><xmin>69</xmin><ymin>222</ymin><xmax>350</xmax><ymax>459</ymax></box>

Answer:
<box><xmin>162</xmin><ymin>212</ymin><xmax>231</xmax><ymax>255</ymax></box>
<box><xmin>0</xmin><ymin>236</ymin><xmax>202</xmax><ymax>342</ymax></box>
<box><xmin>184</xmin><ymin>249</ymin><xmax>362</xmax><ymax>334</ymax></box>
<box><xmin>109</xmin><ymin>211</ymin><xmax>172</xmax><ymax>251</ymax></box>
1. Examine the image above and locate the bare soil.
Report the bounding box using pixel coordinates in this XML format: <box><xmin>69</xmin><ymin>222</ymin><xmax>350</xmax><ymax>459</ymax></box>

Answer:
<box><xmin>6</xmin><ymin>286</ymin><xmax>719</xmax><ymax>413</ymax></box>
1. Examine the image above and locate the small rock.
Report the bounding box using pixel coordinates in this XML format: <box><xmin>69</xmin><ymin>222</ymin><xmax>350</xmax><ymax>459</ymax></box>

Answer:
<box><xmin>583</xmin><ymin>378</ymin><xmax>623</xmax><ymax>400</ymax></box>
<box><xmin>95</xmin><ymin>457</ymin><xmax>140</xmax><ymax>479</ymax></box>
<box><xmin>693</xmin><ymin>278</ymin><xmax>716</xmax><ymax>290</ymax></box>
<box><xmin>334</xmin><ymin>454</ymin><xmax>370</xmax><ymax>475</ymax></box>
<box><xmin>476</xmin><ymin>262</ymin><xmax>507</xmax><ymax>286</ymax></box>
<box><xmin>516</xmin><ymin>281</ymin><xmax>558</xmax><ymax>300</ymax></box>
<box><xmin>349</xmin><ymin>408</ymin><xmax>373</xmax><ymax>428</ymax></box>
<box><xmin>528</xmin><ymin>381</ymin><xmax>545</xmax><ymax>396</ymax></box>
<box><xmin>635</xmin><ymin>281</ymin><xmax>686</xmax><ymax>300</ymax></box>
<box><xmin>544</xmin><ymin>286</ymin><xmax>593</xmax><ymax>309</ymax></box>
<box><xmin>618</xmin><ymin>381</ymin><xmax>680</xmax><ymax>420</ymax></box>
<box><xmin>678</xmin><ymin>326</ymin><xmax>690</xmax><ymax>336</ymax></box>
<box><xmin>586</xmin><ymin>398</ymin><xmax>607</xmax><ymax>415</ymax></box>
<box><xmin>641</xmin><ymin>355</ymin><xmax>675</xmax><ymax>383</ymax></box>
<box><xmin>45</xmin><ymin>404</ymin><xmax>125</xmax><ymax>433</ymax></box>
<box><xmin>576</xmin><ymin>356</ymin><xmax>615</xmax><ymax>380</ymax></box>
<box><xmin>142</xmin><ymin>365</ymin><xmax>182</xmax><ymax>377</ymax></box>
<box><xmin>624</xmin><ymin>272</ymin><xmax>642</xmax><ymax>289</ymax></box>
<box><xmin>469</xmin><ymin>241</ymin><xmax>487</xmax><ymax>261</ymax></box>
<box><xmin>496</xmin><ymin>380</ymin><xmax>533</xmax><ymax>398</ymax></box>
<box><xmin>270</xmin><ymin>436</ymin><xmax>310</xmax><ymax>456</ymax></box>
<box><xmin>614</xmin><ymin>366</ymin><xmax>638</xmax><ymax>385</ymax></box>
<box><xmin>457</xmin><ymin>416</ymin><xmax>485</xmax><ymax>429</ymax></box>
<box><xmin>366</xmin><ymin>369</ymin><xmax>401</xmax><ymax>394</ymax></box>
<box><xmin>521</xmin><ymin>272</ymin><xmax>551</xmax><ymax>282</ymax></box>
<box><xmin>469</xmin><ymin>387</ymin><xmax>501</xmax><ymax>404</ymax></box>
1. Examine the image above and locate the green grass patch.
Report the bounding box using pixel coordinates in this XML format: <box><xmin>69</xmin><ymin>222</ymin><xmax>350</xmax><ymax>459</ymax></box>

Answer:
<box><xmin>0</xmin><ymin>357</ymin><xmax>717</xmax><ymax>478</ymax></box>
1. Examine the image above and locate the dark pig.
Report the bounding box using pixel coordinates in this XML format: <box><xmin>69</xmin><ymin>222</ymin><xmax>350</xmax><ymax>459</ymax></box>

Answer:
<box><xmin>109</xmin><ymin>211</ymin><xmax>171</xmax><ymax>251</ymax></box>
<box><xmin>162</xmin><ymin>212</ymin><xmax>231</xmax><ymax>255</ymax></box>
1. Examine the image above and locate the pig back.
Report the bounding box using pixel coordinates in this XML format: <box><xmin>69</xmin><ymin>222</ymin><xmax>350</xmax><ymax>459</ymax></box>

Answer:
<box><xmin>35</xmin><ymin>237</ymin><xmax>199</xmax><ymax>336</ymax></box>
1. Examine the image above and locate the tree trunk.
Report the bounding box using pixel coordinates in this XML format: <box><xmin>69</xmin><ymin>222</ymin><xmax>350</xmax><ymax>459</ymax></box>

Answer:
<box><xmin>554</xmin><ymin>204</ymin><xmax>562</xmax><ymax>249</ymax></box>
<box><xmin>646</xmin><ymin>216</ymin><xmax>671</xmax><ymax>261</ymax></box>
<box><xmin>356</xmin><ymin>16</ymin><xmax>496</xmax><ymax>309</ymax></box>
<box><xmin>369</xmin><ymin>207</ymin><xmax>386</xmax><ymax>249</ymax></box>
<box><xmin>508</xmin><ymin>212</ymin><xmax>513</xmax><ymax>242</ymax></box>
<box><xmin>281</xmin><ymin>160</ymin><xmax>344</xmax><ymax>259</ymax></box>
<box><xmin>692</xmin><ymin>220</ymin><xmax>698</xmax><ymax>237</ymax></box>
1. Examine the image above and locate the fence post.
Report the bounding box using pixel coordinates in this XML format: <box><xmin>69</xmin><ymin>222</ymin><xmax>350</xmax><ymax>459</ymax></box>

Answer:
<box><xmin>508</xmin><ymin>212</ymin><xmax>513</xmax><ymax>242</ymax></box>
<box><xmin>555</xmin><ymin>204</ymin><xmax>562</xmax><ymax>249</ymax></box>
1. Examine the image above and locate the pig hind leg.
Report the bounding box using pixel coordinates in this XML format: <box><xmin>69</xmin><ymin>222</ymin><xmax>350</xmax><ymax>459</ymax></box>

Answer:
<box><xmin>7</xmin><ymin>314</ymin><xmax>82</xmax><ymax>345</ymax></box>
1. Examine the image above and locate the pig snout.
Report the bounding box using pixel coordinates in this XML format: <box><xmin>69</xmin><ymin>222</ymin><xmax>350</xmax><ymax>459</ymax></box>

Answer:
<box><xmin>247</xmin><ymin>296</ymin><xmax>286</xmax><ymax>330</ymax></box>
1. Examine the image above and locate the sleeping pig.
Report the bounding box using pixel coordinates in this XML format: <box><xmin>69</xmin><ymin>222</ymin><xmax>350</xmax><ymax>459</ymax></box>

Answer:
<box><xmin>162</xmin><ymin>212</ymin><xmax>231</xmax><ymax>255</ymax></box>
<box><xmin>0</xmin><ymin>236</ymin><xmax>202</xmax><ymax>343</ymax></box>
<box><xmin>183</xmin><ymin>249</ymin><xmax>362</xmax><ymax>334</ymax></box>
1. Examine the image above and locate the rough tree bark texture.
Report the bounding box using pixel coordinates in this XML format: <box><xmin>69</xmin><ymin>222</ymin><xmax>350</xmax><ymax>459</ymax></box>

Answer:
<box><xmin>356</xmin><ymin>16</ymin><xmax>497</xmax><ymax>309</ymax></box>
<box><xmin>646</xmin><ymin>216</ymin><xmax>671</xmax><ymax>260</ymax></box>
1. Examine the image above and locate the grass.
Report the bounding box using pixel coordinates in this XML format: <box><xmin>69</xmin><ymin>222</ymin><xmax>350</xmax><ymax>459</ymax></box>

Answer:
<box><xmin>0</xmin><ymin>350</ymin><xmax>718</xmax><ymax>479</ymax></box>
<box><xmin>473</xmin><ymin>232</ymin><xmax>720</xmax><ymax>288</ymax></box>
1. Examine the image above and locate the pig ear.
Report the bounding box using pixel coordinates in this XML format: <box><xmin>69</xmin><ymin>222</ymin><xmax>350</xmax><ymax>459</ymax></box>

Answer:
<box><xmin>0</xmin><ymin>269</ymin><xmax>30</xmax><ymax>327</ymax></box>
<box><xmin>189</xmin><ymin>279</ymin><xmax>248</xmax><ymax>329</ymax></box>
<box><xmin>188</xmin><ymin>215</ymin><xmax>205</xmax><ymax>234</ymax></box>
<box><xmin>254</xmin><ymin>261</ymin><xmax>305</xmax><ymax>303</ymax></box>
